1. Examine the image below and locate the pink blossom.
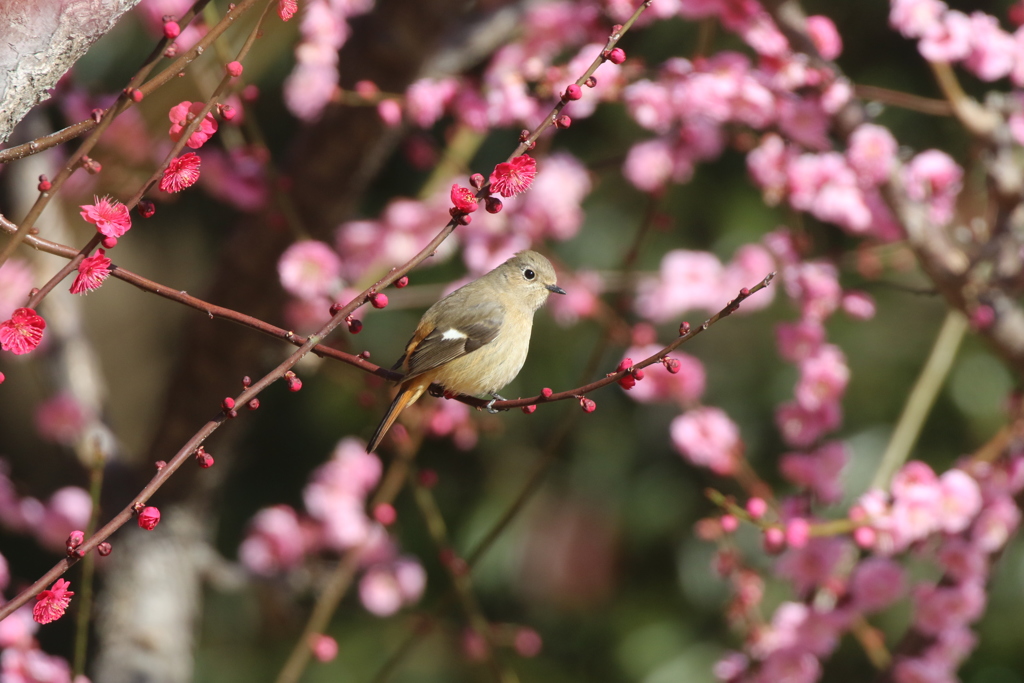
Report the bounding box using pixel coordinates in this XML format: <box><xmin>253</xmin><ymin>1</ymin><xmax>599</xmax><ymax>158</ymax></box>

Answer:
<box><xmin>33</xmin><ymin>578</ymin><xmax>74</xmax><ymax>624</ymax></box>
<box><xmin>806</xmin><ymin>15</ymin><xmax>842</xmax><ymax>60</ymax></box>
<box><xmin>286</xmin><ymin>64</ymin><xmax>341</xmax><ymax>121</ymax></box>
<box><xmin>0</xmin><ymin>307</ymin><xmax>46</xmax><ymax>355</ymax></box>
<box><xmin>757</xmin><ymin>648</ymin><xmax>821</xmax><ymax>683</ymax></box>
<box><xmin>0</xmin><ymin>259</ymin><xmax>34</xmax><ymax>321</ymax></box>
<box><xmin>841</xmin><ymin>291</ymin><xmax>876</xmax><ymax>320</ymax></box>
<box><xmin>34</xmin><ymin>394</ymin><xmax>88</xmax><ymax>446</ymax></box>
<box><xmin>918</xmin><ymin>10</ymin><xmax>972</xmax><ymax>63</ymax></box>
<box><xmin>424</xmin><ymin>399</ymin><xmax>478</xmax><ymax>450</ymax></box>
<box><xmin>755</xmin><ymin>601</ymin><xmax>843</xmax><ymax>659</ymax></box>
<box><xmin>849</xmin><ymin>557</ymin><xmax>906</xmax><ymax>613</ymax></box>
<box><xmin>511</xmin><ymin>152</ymin><xmax>591</xmax><ymax>241</ymax></box>
<box><xmin>670</xmin><ymin>406</ymin><xmax>740</xmax><ymax>475</ymax></box>
<box><xmin>713</xmin><ymin>651</ymin><xmax>749</xmax><ymax>681</ymax></box>
<box><xmin>794</xmin><ymin>344</ymin><xmax>849</xmax><ymax>411</ymax></box>
<box><xmin>776</xmin><ymin>320</ymin><xmax>825</xmax><ymax>362</ymax></box>
<box><xmin>820</xmin><ymin>78</ymin><xmax>854</xmax><ymax>114</ymax></box>
<box><xmin>913</xmin><ymin>580</ymin><xmax>986</xmax><ymax>635</ymax></box>
<box><xmin>405</xmin><ymin>77</ymin><xmax>458</xmax><ymax>128</ymax></box>
<box><xmin>310</xmin><ymin>634</ymin><xmax>337</xmax><ymax>662</ymax></box>
<box><xmin>159</xmin><ymin>152</ymin><xmax>201</xmax><ymax>193</ymax></box>
<box><xmin>623</xmin><ymin>138</ymin><xmax>682</xmax><ymax>192</ymax></box>
<box><xmin>278</xmin><ymin>0</ymin><xmax>298</xmax><ymax>21</ymax></box>
<box><xmin>70</xmin><ymin>249</ymin><xmax>112</xmax><ymax>295</ymax></box>
<box><xmin>489</xmin><ymin>154</ymin><xmax>537</xmax><ymax>198</ymax></box>
<box><xmin>972</xmin><ymin>494</ymin><xmax>1021</xmax><ymax>552</ymax></box>
<box><xmin>892</xmin><ymin>656</ymin><xmax>957</xmax><ymax>683</ymax></box>
<box><xmin>783</xmin><ymin>261</ymin><xmax>842</xmax><ymax>321</ymax></box>
<box><xmin>624</xmin><ymin>79</ymin><xmax>674</xmax><ymax>133</ymax></box>
<box><xmin>1</xmin><ymin>646</ymin><xmax>73</xmax><ymax>683</ymax></box>
<box><xmin>775</xmin><ymin>400</ymin><xmax>841</xmax><ymax>448</ymax></box>
<box><xmin>777</xmin><ymin>97</ymin><xmax>830</xmax><ymax>150</ymax></box>
<box><xmin>963</xmin><ymin>12</ymin><xmax>1016</xmax><ymax>81</ymax></box>
<box><xmin>79</xmin><ymin>196</ymin><xmax>131</xmax><ymax>239</ymax></box>
<box><xmin>780</xmin><ymin>440</ymin><xmax>849</xmax><ymax>503</ymax></box>
<box><xmin>812</xmin><ymin>176</ymin><xmax>873</xmax><ymax>233</ymax></box>
<box><xmin>167</xmin><ymin>101</ymin><xmax>218</xmax><ymax>149</ymax></box>
<box><xmin>304</xmin><ymin>439</ymin><xmax>382</xmax><ymax>549</ymax></box>
<box><xmin>890</xmin><ymin>0</ymin><xmax>948</xmax><ymax>38</ymax></box>
<box><xmin>0</xmin><ymin>605</ymin><xmax>39</xmax><ymax>649</ymax></box>
<box><xmin>450</xmin><ymin>184</ymin><xmax>478</xmax><ymax>214</ymax></box>
<box><xmin>635</xmin><ymin>250</ymin><xmax>726</xmax><ymax>322</ymax></box>
<box><xmin>239</xmin><ymin>505</ymin><xmax>307</xmax><ymax>575</ymax></box>
<box><xmin>847</xmin><ymin>123</ymin><xmax>897</xmax><ymax>185</ymax></box>
<box><xmin>936</xmin><ymin>537</ymin><xmax>988</xmax><ymax>583</ymax></box>
<box><xmin>622</xmin><ymin>344</ymin><xmax>706</xmax><ymax>405</ymax></box>
<box><xmin>359</xmin><ymin>557</ymin><xmax>426</xmax><ymax>616</ymax></box>
<box><xmin>747</xmin><ymin>133</ymin><xmax>792</xmax><ymax>202</ymax></box>
<box><xmin>196</xmin><ymin>147</ymin><xmax>269</xmax><ymax>212</ymax></box>
<box><xmin>925</xmin><ymin>625</ymin><xmax>977</xmax><ymax>669</ymax></box>
<box><xmin>278</xmin><ymin>240</ymin><xmax>343</xmax><ymax>300</ymax></box>
<box><xmin>548</xmin><ymin>270</ymin><xmax>602</xmax><ymax>326</ymax></box>
<box><xmin>937</xmin><ymin>468</ymin><xmax>982</xmax><ymax>533</ymax></box>
<box><xmin>775</xmin><ymin>536</ymin><xmax>851</xmax><ymax>594</ymax></box>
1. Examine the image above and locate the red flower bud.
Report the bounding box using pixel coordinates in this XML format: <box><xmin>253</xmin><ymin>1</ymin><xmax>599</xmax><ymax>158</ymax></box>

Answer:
<box><xmin>163</xmin><ymin>21</ymin><xmax>181</xmax><ymax>39</ymax></box>
<box><xmin>138</xmin><ymin>506</ymin><xmax>161</xmax><ymax>530</ymax></box>
<box><xmin>370</xmin><ymin>292</ymin><xmax>388</xmax><ymax>309</ymax></box>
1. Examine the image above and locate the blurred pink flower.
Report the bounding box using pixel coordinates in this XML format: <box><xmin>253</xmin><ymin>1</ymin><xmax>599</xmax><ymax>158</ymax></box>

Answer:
<box><xmin>972</xmin><ymin>494</ymin><xmax>1021</xmax><ymax>552</ymax></box>
<box><xmin>359</xmin><ymin>557</ymin><xmax>426</xmax><ymax>616</ymax></box>
<box><xmin>623</xmin><ymin>344</ymin><xmax>705</xmax><ymax>406</ymax></box>
<box><xmin>0</xmin><ymin>259</ymin><xmax>34</xmax><ymax>321</ymax></box>
<box><xmin>794</xmin><ymin>344</ymin><xmax>849</xmax><ymax>411</ymax></box>
<box><xmin>636</xmin><ymin>250</ymin><xmax>726</xmax><ymax>322</ymax></box>
<box><xmin>775</xmin><ymin>536</ymin><xmax>851</xmax><ymax>594</ymax></box>
<box><xmin>889</xmin><ymin>0</ymin><xmax>947</xmax><ymax>38</ymax></box>
<box><xmin>937</xmin><ymin>469</ymin><xmax>982</xmax><ymax>533</ymax></box>
<box><xmin>405</xmin><ymin>77</ymin><xmax>458</xmax><ymax>128</ymax></box>
<box><xmin>548</xmin><ymin>270</ymin><xmax>601</xmax><ymax>326</ymax></box>
<box><xmin>0</xmin><ymin>605</ymin><xmax>39</xmax><ymax>649</ymax></box>
<box><xmin>849</xmin><ymin>557</ymin><xmax>906</xmax><ymax>613</ymax></box>
<box><xmin>780</xmin><ymin>440</ymin><xmax>849</xmax><ymax>503</ymax></box>
<box><xmin>775</xmin><ymin>400</ymin><xmax>841</xmax><ymax>449</ymax></box>
<box><xmin>806</xmin><ymin>15</ymin><xmax>843</xmax><ymax>60</ymax></box>
<box><xmin>671</xmin><ymin>406</ymin><xmax>739</xmax><ymax>475</ymax></box>
<box><xmin>918</xmin><ymin>10</ymin><xmax>972</xmax><ymax>63</ymax></box>
<box><xmin>783</xmin><ymin>261</ymin><xmax>842</xmax><ymax>321</ymax></box>
<box><xmin>913</xmin><ymin>580</ymin><xmax>986</xmax><ymax>636</ymax></box>
<box><xmin>34</xmin><ymin>395</ymin><xmax>88</xmax><ymax>447</ymax></box>
<box><xmin>963</xmin><ymin>12</ymin><xmax>1016</xmax><ymax>81</ymax></box>
<box><xmin>239</xmin><ymin>505</ymin><xmax>307</xmax><ymax>575</ymax></box>
<box><xmin>847</xmin><ymin>123</ymin><xmax>897</xmax><ymax>185</ymax></box>
<box><xmin>278</xmin><ymin>240</ymin><xmax>343</xmax><ymax>300</ymax></box>
<box><xmin>776</xmin><ymin>320</ymin><xmax>825</xmax><ymax>362</ymax></box>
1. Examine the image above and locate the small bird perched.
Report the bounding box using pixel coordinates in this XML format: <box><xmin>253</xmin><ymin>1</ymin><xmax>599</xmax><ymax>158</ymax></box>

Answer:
<box><xmin>367</xmin><ymin>250</ymin><xmax>565</xmax><ymax>452</ymax></box>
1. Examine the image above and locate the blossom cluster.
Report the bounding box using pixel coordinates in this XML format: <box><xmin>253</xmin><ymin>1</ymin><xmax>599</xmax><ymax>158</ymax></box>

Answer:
<box><xmin>238</xmin><ymin>438</ymin><xmax>426</xmax><ymax>616</ymax></box>
<box><xmin>711</xmin><ymin>454</ymin><xmax>1022</xmax><ymax>683</ymax></box>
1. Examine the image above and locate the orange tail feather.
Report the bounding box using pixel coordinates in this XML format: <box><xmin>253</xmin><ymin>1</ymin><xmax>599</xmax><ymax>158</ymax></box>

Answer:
<box><xmin>366</xmin><ymin>381</ymin><xmax>426</xmax><ymax>452</ymax></box>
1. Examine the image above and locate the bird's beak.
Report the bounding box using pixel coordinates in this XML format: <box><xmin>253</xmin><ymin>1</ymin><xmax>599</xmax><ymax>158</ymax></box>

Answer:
<box><xmin>546</xmin><ymin>284</ymin><xmax>567</xmax><ymax>295</ymax></box>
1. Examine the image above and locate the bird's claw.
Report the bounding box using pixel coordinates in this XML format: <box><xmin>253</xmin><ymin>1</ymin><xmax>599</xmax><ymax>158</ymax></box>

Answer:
<box><xmin>486</xmin><ymin>393</ymin><xmax>508</xmax><ymax>413</ymax></box>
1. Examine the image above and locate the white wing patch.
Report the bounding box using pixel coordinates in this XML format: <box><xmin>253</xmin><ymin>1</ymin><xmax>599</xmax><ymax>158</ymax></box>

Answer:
<box><xmin>440</xmin><ymin>328</ymin><xmax>468</xmax><ymax>341</ymax></box>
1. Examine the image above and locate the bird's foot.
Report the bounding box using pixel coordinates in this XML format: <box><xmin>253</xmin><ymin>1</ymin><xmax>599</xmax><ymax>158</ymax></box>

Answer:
<box><xmin>485</xmin><ymin>393</ymin><xmax>508</xmax><ymax>413</ymax></box>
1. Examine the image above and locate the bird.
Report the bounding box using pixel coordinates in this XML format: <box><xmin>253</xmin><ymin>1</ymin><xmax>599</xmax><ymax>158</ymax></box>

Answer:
<box><xmin>366</xmin><ymin>250</ymin><xmax>565</xmax><ymax>452</ymax></box>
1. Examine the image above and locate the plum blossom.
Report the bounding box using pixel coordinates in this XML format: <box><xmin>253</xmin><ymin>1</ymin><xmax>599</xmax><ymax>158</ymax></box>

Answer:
<box><xmin>671</xmin><ymin>406</ymin><xmax>739</xmax><ymax>475</ymax></box>
<box><xmin>846</xmin><ymin>123</ymin><xmax>897</xmax><ymax>185</ymax></box>
<box><xmin>780</xmin><ymin>440</ymin><xmax>849</xmax><ymax>503</ymax></box>
<box><xmin>794</xmin><ymin>344</ymin><xmax>849</xmax><ymax>412</ymax></box>
<box><xmin>635</xmin><ymin>250</ymin><xmax>725</xmax><ymax>322</ymax></box>
<box><xmin>278</xmin><ymin>240</ymin><xmax>343</xmax><ymax>300</ymax></box>
<box><xmin>70</xmin><ymin>249</ymin><xmax>112</xmax><ymax>294</ymax></box>
<box><xmin>918</xmin><ymin>10</ymin><xmax>973</xmax><ymax>63</ymax></box>
<box><xmin>33</xmin><ymin>579</ymin><xmax>73</xmax><ymax>624</ymax></box>
<box><xmin>80</xmin><ymin>196</ymin><xmax>131</xmax><ymax>239</ymax></box>
<box><xmin>167</xmin><ymin>101</ymin><xmax>218</xmax><ymax>149</ymax></box>
<box><xmin>359</xmin><ymin>557</ymin><xmax>427</xmax><ymax>616</ymax></box>
<box><xmin>239</xmin><ymin>505</ymin><xmax>308</xmax><ymax>575</ymax></box>
<box><xmin>0</xmin><ymin>307</ymin><xmax>46</xmax><ymax>355</ymax></box>
<box><xmin>849</xmin><ymin>557</ymin><xmax>907</xmax><ymax>613</ymax></box>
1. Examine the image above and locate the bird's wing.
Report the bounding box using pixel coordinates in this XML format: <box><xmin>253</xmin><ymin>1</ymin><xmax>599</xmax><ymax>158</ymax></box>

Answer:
<box><xmin>395</xmin><ymin>299</ymin><xmax>505</xmax><ymax>380</ymax></box>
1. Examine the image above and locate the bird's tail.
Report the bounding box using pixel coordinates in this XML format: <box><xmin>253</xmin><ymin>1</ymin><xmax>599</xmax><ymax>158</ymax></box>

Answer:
<box><xmin>366</xmin><ymin>381</ymin><xmax>426</xmax><ymax>452</ymax></box>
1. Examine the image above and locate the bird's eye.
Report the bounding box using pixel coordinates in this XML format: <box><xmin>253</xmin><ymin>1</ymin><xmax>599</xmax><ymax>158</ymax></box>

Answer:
<box><xmin>524</xmin><ymin>268</ymin><xmax>536</xmax><ymax>280</ymax></box>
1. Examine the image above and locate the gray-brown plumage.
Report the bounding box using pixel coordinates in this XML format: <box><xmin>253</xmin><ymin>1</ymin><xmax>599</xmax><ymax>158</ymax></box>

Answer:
<box><xmin>367</xmin><ymin>251</ymin><xmax>564</xmax><ymax>452</ymax></box>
